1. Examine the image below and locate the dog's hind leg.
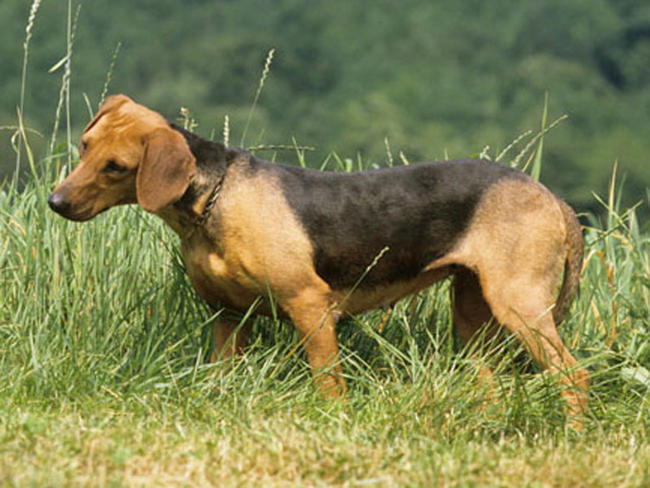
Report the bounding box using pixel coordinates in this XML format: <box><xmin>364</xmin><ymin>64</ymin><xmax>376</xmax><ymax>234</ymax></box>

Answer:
<box><xmin>452</xmin><ymin>267</ymin><xmax>501</xmax><ymax>388</ymax></box>
<box><xmin>452</xmin><ymin>267</ymin><xmax>499</xmax><ymax>351</ymax></box>
<box><xmin>472</xmin><ymin>234</ymin><xmax>589</xmax><ymax>424</ymax></box>
<box><xmin>454</xmin><ymin>179</ymin><xmax>589</xmax><ymax>425</ymax></box>
<box><xmin>483</xmin><ymin>284</ymin><xmax>589</xmax><ymax>423</ymax></box>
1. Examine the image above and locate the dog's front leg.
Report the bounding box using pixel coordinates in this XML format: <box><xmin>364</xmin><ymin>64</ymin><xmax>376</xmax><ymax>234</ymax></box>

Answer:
<box><xmin>282</xmin><ymin>289</ymin><xmax>346</xmax><ymax>397</ymax></box>
<box><xmin>210</xmin><ymin>317</ymin><xmax>251</xmax><ymax>362</ymax></box>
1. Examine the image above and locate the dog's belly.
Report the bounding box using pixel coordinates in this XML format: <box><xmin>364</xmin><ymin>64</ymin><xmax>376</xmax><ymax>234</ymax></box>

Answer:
<box><xmin>181</xmin><ymin>230</ymin><xmax>456</xmax><ymax>318</ymax></box>
<box><xmin>331</xmin><ymin>265</ymin><xmax>454</xmax><ymax>314</ymax></box>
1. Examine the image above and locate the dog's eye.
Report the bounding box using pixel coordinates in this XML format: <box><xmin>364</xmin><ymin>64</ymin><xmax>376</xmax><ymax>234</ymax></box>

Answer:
<box><xmin>103</xmin><ymin>159</ymin><xmax>127</xmax><ymax>174</ymax></box>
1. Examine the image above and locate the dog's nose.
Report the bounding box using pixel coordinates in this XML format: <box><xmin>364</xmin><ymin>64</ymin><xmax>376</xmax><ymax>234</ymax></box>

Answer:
<box><xmin>48</xmin><ymin>192</ymin><xmax>70</xmax><ymax>214</ymax></box>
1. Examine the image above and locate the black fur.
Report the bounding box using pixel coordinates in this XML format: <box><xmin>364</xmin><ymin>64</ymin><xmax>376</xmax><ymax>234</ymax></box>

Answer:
<box><xmin>273</xmin><ymin>160</ymin><xmax>527</xmax><ymax>289</ymax></box>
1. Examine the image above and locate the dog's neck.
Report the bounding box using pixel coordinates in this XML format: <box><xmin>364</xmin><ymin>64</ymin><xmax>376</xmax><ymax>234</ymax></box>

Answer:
<box><xmin>163</xmin><ymin>124</ymin><xmax>240</xmax><ymax>234</ymax></box>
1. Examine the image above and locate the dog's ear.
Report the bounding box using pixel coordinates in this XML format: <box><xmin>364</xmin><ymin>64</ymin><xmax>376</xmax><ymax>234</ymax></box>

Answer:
<box><xmin>136</xmin><ymin>127</ymin><xmax>196</xmax><ymax>213</ymax></box>
<box><xmin>83</xmin><ymin>94</ymin><xmax>131</xmax><ymax>134</ymax></box>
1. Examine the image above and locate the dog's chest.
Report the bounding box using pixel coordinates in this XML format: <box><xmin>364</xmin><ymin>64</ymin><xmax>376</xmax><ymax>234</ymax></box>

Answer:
<box><xmin>180</xmin><ymin>234</ymin><xmax>258</xmax><ymax>312</ymax></box>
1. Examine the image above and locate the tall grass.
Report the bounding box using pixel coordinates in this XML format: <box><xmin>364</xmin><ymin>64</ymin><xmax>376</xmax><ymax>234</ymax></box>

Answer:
<box><xmin>14</xmin><ymin>0</ymin><xmax>42</xmax><ymax>181</ymax></box>
<box><xmin>1</xmin><ymin>6</ymin><xmax>649</xmax><ymax>486</ymax></box>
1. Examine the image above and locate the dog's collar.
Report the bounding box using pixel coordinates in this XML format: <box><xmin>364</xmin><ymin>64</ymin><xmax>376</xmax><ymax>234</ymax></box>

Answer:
<box><xmin>196</xmin><ymin>175</ymin><xmax>224</xmax><ymax>226</ymax></box>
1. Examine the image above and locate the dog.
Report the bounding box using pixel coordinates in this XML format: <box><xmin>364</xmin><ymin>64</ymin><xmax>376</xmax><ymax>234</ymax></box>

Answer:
<box><xmin>48</xmin><ymin>94</ymin><xmax>589</xmax><ymax>421</ymax></box>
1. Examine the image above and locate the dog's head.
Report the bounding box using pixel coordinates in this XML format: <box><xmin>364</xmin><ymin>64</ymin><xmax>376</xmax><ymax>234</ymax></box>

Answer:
<box><xmin>48</xmin><ymin>94</ymin><xmax>196</xmax><ymax>221</ymax></box>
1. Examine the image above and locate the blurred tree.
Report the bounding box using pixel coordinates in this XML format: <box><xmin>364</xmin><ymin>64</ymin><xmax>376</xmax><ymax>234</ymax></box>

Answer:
<box><xmin>0</xmin><ymin>0</ymin><xmax>647</xmax><ymax>220</ymax></box>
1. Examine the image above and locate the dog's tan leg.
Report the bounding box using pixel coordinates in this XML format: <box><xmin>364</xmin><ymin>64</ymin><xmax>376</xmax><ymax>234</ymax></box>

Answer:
<box><xmin>210</xmin><ymin>319</ymin><xmax>251</xmax><ymax>362</ymax></box>
<box><xmin>283</xmin><ymin>288</ymin><xmax>346</xmax><ymax>397</ymax></box>
<box><xmin>479</xmin><ymin>272</ymin><xmax>589</xmax><ymax>423</ymax></box>
<box><xmin>452</xmin><ymin>267</ymin><xmax>499</xmax><ymax>382</ymax></box>
<box><xmin>452</xmin><ymin>267</ymin><xmax>498</xmax><ymax>348</ymax></box>
<box><xmin>455</xmin><ymin>180</ymin><xmax>589</xmax><ymax>425</ymax></box>
<box><xmin>501</xmin><ymin>310</ymin><xmax>588</xmax><ymax>422</ymax></box>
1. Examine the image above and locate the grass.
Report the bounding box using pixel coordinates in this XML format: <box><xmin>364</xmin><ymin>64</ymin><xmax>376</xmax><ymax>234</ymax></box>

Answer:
<box><xmin>2</xmin><ymin>4</ymin><xmax>650</xmax><ymax>486</ymax></box>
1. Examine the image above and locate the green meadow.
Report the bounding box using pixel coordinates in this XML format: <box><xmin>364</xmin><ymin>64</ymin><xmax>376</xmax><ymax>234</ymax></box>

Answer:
<box><xmin>1</xmin><ymin>2</ymin><xmax>649</xmax><ymax>486</ymax></box>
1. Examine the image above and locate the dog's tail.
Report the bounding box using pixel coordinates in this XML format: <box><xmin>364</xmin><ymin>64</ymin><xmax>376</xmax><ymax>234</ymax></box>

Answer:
<box><xmin>553</xmin><ymin>199</ymin><xmax>584</xmax><ymax>325</ymax></box>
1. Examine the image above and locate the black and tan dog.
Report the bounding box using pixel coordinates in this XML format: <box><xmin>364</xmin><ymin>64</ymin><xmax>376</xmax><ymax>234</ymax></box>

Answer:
<box><xmin>49</xmin><ymin>95</ymin><xmax>589</xmax><ymax>420</ymax></box>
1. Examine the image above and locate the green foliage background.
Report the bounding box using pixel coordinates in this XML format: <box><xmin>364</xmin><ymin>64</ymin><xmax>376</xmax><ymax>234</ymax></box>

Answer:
<box><xmin>1</xmin><ymin>0</ymin><xmax>649</xmax><ymax>216</ymax></box>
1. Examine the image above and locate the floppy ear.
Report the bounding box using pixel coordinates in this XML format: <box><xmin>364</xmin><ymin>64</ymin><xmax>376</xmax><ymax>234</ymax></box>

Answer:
<box><xmin>136</xmin><ymin>127</ymin><xmax>196</xmax><ymax>213</ymax></box>
<box><xmin>83</xmin><ymin>94</ymin><xmax>132</xmax><ymax>134</ymax></box>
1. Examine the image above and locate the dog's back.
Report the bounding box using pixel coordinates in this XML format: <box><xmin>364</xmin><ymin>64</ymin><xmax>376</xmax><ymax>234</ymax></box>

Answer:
<box><xmin>266</xmin><ymin>159</ymin><xmax>527</xmax><ymax>289</ymax></box>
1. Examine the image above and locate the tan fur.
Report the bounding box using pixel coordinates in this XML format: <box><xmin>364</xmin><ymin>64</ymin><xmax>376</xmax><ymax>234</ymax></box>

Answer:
<box><xmin>172</xmin><ymin>160</ymin><xmax>346</xmax><ymax>390</ymax></box>
<box><xmin>136</xmin><ymin>127</ymin><xmax>196</xmax><ymax>213</ymax></box>
<box><xmin>51</xmin><ymin>95</ymin><xmax>192</xmax><ymax>220</ymax></box>
<box><xmin>554</xmin><ymin>199</ymin><xmax>584</xmax><ymax>324</ymax></box>
<box><xmin>183</xmin><ymin>162</ymin><xmax>327</xmax><ymax>305</ymax></box>
<box><xmin>332</xmin><ymin>266</ymin><xmax>453</xmax><ymax>315</ymax></box>
<box><xmin>452</xmin><ymin>267</ymin><xmax>498</xmax><ymax>347</ymax></box>
<box><xmin>440</xmin><ymin>179</ymin><xmax>589</xmax><ymax>419</ymax></box>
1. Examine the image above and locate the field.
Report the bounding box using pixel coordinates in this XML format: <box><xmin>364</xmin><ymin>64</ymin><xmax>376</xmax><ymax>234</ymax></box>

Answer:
<box><xmin>2</xmin><ymin>4</ymin><xmax>650</xmax><ymax>487</ymax></box>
